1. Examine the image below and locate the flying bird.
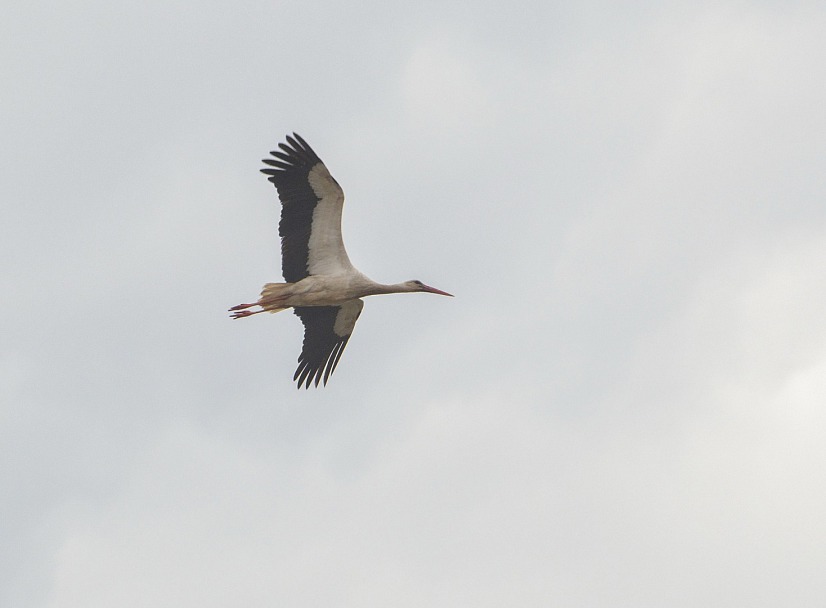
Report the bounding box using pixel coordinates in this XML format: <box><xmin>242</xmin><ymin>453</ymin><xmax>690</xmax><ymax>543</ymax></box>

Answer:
<box><xmin>230</xmin><ymin>133</ymin><xmax>453</xmax><ymax>388</ymax></box>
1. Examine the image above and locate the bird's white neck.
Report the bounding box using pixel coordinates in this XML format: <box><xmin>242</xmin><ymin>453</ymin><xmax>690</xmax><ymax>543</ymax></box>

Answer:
<box><xmin>364</xmin><ymin>281</ymin><xmax>415</xmax><ymax>296</ymax></box>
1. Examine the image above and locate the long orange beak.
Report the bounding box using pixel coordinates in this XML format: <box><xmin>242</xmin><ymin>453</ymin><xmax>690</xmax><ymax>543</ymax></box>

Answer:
<box><xmin>421</xmin><ymin>284</ymin><xmax>454</xmax><ymax>297</ymax></box>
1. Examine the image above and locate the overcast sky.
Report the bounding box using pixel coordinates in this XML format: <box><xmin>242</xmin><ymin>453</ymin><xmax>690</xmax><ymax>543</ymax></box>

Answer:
<box><xmin>3</xmin><ymin>1</ymin><xmax>826</xmax><ymax>606</ymax></box>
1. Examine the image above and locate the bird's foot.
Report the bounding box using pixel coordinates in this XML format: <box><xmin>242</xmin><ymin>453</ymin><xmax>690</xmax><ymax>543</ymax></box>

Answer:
<box><xmin>230</xmin><ymin>309</ymin><xmax>260</xmax><ymax>319</ymax></box>
<box><xmin>229</xmin><ymin>302</ymin><xmax>256</xmax><ymax>311</ymax></box>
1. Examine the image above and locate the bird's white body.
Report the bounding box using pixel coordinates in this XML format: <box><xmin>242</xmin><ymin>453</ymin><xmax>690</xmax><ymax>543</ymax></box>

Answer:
<box><xmin>258</xmin><ymin>274</ymin><xmax>423</xmax><ymax>309</ymax></box>
<box><xmin>230</xmin><ymin>133</ymin><xmax>452</xmax><ymax>388</ymax></box>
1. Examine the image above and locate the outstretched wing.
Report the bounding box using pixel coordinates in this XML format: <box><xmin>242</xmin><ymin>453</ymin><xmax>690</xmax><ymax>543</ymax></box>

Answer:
<box><xmin>260</xmin><ymin>133</ymin><xmax>354</xmax><ymax>282</ymax></box>
<box><xmin>292</xmin><ymin>299</ymin><xmax>364</xmax><ymax>389</ymax></box>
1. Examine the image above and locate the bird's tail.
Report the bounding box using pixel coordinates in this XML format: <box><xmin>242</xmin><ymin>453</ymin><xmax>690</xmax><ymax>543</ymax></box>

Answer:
<box><xmin>259</xmin><ymin>282</ymin><xmax>290</xmax><ymax>314</ymax></box>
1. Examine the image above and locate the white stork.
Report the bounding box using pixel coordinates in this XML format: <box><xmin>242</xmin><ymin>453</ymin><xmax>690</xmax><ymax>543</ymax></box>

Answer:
<box><xmin>230</xmin><ymin>133</ymin><xmax>452</xmax><ymax>388</ymax></box>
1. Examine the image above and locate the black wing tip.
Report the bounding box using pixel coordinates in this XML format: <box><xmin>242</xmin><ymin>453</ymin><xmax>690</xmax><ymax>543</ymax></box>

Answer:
<box><xmin>262</xmin><ymin>132</ymin><xmax>321</xmax><ymax>173</ymax></box>
<box><xmin>292</xmin><ymin>337</ymin><xmax>350</xmax><ymax>389</ymax></box>
<box><xmin>290</xmin><ymin>132</ymin><xmax>311</xmax><ymax>150</ymax></box>
<box><xmin>293</xmin><ymin>361</ymin><xmax>333</xmax><ymax>389</ymax></box>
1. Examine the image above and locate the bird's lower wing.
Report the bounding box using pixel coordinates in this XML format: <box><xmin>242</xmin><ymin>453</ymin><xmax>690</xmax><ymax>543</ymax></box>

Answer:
<box><xmin>292</xmin><ymin>299</ymin><xmax>364</xmax><ymax>388</ymax></box>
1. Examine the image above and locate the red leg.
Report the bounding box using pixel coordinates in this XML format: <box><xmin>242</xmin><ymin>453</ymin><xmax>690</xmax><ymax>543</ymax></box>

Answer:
<box><xmin>228</xmin><ymin>302</ymin><xmax>256</xmax><ymax>311</ymax></box>
<box><xmin>230</xmin><ymin>308</ymin><xmax>265</xmax><ymax>319</ymax></box>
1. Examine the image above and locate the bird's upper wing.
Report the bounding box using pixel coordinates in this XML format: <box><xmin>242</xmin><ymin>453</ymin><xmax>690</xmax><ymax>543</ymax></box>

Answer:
<box><xmin>292</xmin><ymin>299</ymin><xmax>364</xmax><ymax>388</ymax></box>
<box><xmin>261</xmin><ymin>133</ymin><xmax>354</xmax><ymax>282</ymax></box>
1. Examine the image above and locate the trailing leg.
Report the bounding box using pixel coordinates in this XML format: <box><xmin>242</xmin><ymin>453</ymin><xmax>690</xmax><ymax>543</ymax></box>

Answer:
<box><xmin>228</xmin><ymin>282</ymin><xmax>292</xmax><ymax>318</ymax></box>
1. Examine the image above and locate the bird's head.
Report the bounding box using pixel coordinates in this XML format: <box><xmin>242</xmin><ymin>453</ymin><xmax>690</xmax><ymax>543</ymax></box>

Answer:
<box><xmin>405</xmin><ymin>280</ymin><xmax>453</xmax><ymax>297</ymax></box>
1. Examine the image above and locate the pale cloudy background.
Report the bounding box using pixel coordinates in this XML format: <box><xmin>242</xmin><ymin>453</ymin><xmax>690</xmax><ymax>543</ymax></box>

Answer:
<box><xmin>3</xmin><ymin>1</ymin><xmax>826</xmax><ymax>606</ymax></box>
